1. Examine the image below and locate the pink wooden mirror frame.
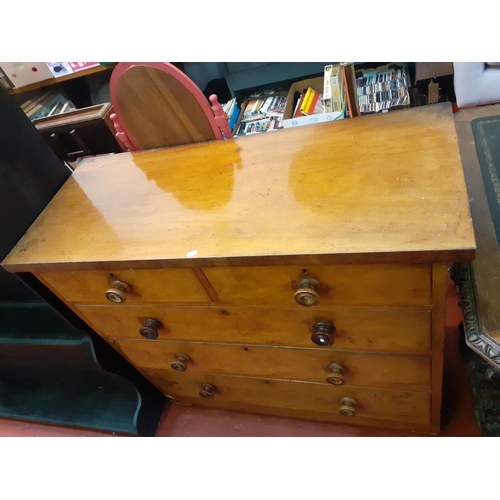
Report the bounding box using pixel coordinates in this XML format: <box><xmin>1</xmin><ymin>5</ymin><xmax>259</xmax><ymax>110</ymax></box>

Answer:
<box><xmin>109</xmin><ymin>62</ymin><xmax>231</xmax><ymax>151</ymax></box>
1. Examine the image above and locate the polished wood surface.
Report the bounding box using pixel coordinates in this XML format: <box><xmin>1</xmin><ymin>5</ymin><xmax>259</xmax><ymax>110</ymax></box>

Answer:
<box><xmin>1</xmin><ymin>104</ymin><xmax>475</xmax><ymax>433</ymax></box>
<box><xmin>112</xmin><ymin>339</ymin><xmax>431</xmax><ymax>390</ymax></box>
<box><xmin>2</xmin><ymin>103</ymin><xmax>475</xmax><ymax>272</ymax></box>
<box><xmin>38</xmin><ymin>269</ymin><xmax>211</xmax><ymax>304</ymax></box>
<box><xmin>145</xmin><ymin>370</ymin><xmax>431</xmax><ymax>425</ymax></box>
<box><xmin>203</xmin><ymin>264</ymin><xmax>431</xmax><ymax>306</ymax></box>
<box><xmin>75</xmin><ymin>305</ymin><xmax>432</xmax><ymax>352</ymax></box>
<box><xmin>113</xmin><ymin>64</ymin><xmax>217</xmax><ymax>150</ymax></box>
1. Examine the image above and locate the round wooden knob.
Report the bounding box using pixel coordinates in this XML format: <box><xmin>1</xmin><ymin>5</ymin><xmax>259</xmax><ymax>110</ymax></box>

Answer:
<box><xmin>170</xmin><ymin>352</ymin><xmax>191</xmax><ymax>372</ymax></box>
<box><xmin>339</xmin><ymin>397</ymin><xmax>357</xmax><ymax>417</ymax></box>
<box><xmin>199</xmin><ymin>383</ymin><xmax>217</xmax><ymax>399</ymax></box>
<box><xmin>105</xmin><ymin>279</ymin><xmax>131</xmax><ymax>304</ymax></box>
<box><xmin>326</xmin><ymin>363</ymin><xmax>345</xmax><ymax>385</ymax></box>
<box><xmin>294</xmin><ymin>278</ymin><xmax>321</xmax><ymax>306</ymax></box>
<box><xmin>139</xmin><ymin>318</ymin><xmax>162</xmax><ymax>339</ymax></box>
<box><xmin>311</xmin><ymin>322</ymin><xmax>336</xmax><ymax>346</ymax></box>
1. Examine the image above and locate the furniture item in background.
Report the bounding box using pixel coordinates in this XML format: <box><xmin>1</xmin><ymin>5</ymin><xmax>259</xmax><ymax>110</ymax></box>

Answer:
<box><xmin>21</xmin><ymin>89</ymin><xmax>76</xmax><ymax>121</ymax></box>
<box><xmin>33</xmin><ymin>103</ymin><xmax>125</xmax><ymax>162</ymax></box>
<box><xmin>2</xmin><ymin>103</ymin><xmax>475</xmax><ymax>433</ymax></box>
<box><xmin>0</xmin><ymin>301</ymin><xmax>146</xmax><ymax>435</ymax></box>
<box><xmin>453</xmin><ymin>63</ymin><xmax>500</xmax><ymax>108</ymax></box>
<box><xmin>0</xmin><ymin>86</ymin><xmax>166</xmax><ymax>435</ymax></box>
<box><xmin>452</xmin><ymin>104</ymin><xmax>500</xmax><ymax>435</ymax></box>
<box><xmin>0</xmin><ymin>62</ymin><xmax>54</xmax><ymax>90</ymax></box>
<box><xmin>414</xmin><ymin>62</ymin><xmax>455</xmax><ymax>106</ymax></box>
<box><xmin>109</xmin><ymin>62</ymin><xmax>232</xmax><ymax>152</ymax></box>
<box><xmin>453</xmin><ymin>110</ymin><xmax>500</xmax><ymax>372</ymax></box>
<box><xmin>6</xmin><ymin>63</ymin><xmax>118</xmax><ymax>96</ymax></box>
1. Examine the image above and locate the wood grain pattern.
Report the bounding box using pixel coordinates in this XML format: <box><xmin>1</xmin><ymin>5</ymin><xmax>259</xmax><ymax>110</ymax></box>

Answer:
<box><xmin>415</xmin><ymin>62</ymin><xmax>454</xmax><ymax>82</ymax></box>
<box><xmin>114</xmin><ymin>65</ymin><xmax>217</xmax><ymax>149</ymax></box>
<box><xmin>2</xmin><ymin>103</ymin><xmax>475</xmax><ymax>272</ymax></box>
<box><xmin>38</xmin><ymin>268</ymin><xmax>211</xmax><ymax>304</ymax></box>
<box><xmin>0</xmin><ymin>103</ymin><xmax>476</xmax><ymax>433</ymax></box>
<box><xmin>172</xmin><ymin>400</ymin><xmax>439</xmax><ymax>433</ymax></box>
<box><xmin>76</xmin><ymin>305</ymin><xmax>432</xmax><ymax>353</ymax></box>
<box><xmin>145</xmin><ymin>370</ymin><xmax>431</xmax><ymax>425</ymax></box>
<box><xmin>112</xmin><ymin>339</ymin><xmax>432</xmax><ymax>391</ymax></box>
<box><xmin>203</xmin><ymin>264</ymin><xmax>432</xmax><ymax>307</ymax></box>
<box><xmin>33</xmin><ymin>103</ymin><xmax>114</xmax><ymax>130</ymax></box>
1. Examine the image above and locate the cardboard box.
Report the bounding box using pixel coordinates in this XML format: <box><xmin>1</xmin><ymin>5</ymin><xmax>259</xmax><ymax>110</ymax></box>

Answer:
<box><xmin>0</xmin><ymin>62</ymin><xmax>53</xmax><ymax>89</ymax></box>
<box><xmin>282</xmin><ymin>76</ymin><xmax>344</xmax><ymax>129</ymax></box>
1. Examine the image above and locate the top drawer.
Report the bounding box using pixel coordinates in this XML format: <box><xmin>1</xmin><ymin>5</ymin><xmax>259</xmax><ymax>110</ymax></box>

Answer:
<box><xmin>203</xmin><ymin>264</ymin><xmax>431</xmax><ymax>307</ymax></box>
<box><xmin>38</xmin><ymin>268</ymin><xmax>211</xmax><ymax>305</ymax></box>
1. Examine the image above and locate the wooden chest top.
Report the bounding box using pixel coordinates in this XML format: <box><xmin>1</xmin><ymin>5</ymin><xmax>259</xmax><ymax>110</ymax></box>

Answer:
<box><xmin>2</xmin><ymin>103</ymin><xmax>475</xmax><ymax>271</ymax></box>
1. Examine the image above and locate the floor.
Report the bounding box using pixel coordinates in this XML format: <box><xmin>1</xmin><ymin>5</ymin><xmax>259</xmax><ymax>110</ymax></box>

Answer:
<box><xmin>0</xmin><ymin>277</ymin><xmax>481</xmax><ymax>437</ymax></box>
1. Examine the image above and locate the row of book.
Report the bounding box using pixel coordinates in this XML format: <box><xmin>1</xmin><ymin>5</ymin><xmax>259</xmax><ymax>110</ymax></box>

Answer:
<box><xmin>225</xmin><ymin>62</ymin><xmax>412</xmax><ymax>135</ymax></box>
<box><xmin>355</xmin><ymin>66</ymin><xmax>410</xmax><ymax>114</ymax></box>
<box><xmin>234</xmin><ymin>90</ymin><xmax>288</xmax><ymax>136</ymax></box>
<box><xmin>221</xmin><ymin>97</ymin><xmax>240</xmax><ymax>132</ymax></box>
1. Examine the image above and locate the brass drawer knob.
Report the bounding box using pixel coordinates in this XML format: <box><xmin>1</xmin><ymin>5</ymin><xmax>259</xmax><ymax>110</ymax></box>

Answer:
<box><xmin>326</xmin><ymin>363</ymin><xmax>345</xmax><ymax>385</ymax></box>
<box><xmin>139</xmin><ymin>318</ymin><xmax>162</xmax><ymax>339</ymax></box>
<box><xmin>294</xmin><ymin>278</ymin><xmax>321</xmax><ymax>306</ymax></box>
<box><xmin>339</xmin><ymin>397</ymin><xmax>357</xmax><ymax>417</ymax></box>
<box><xmin>199</xmin><ymin>383</ymin><xmax>217</xmax><ymax>399</ymax></box>
<box><xmin>311</xmin><ymin>321</ymin><xmax>336</xmax><ymax>346</ymax></box>
<box><xmin>105</xmin><ymin>279</ymin><xmax>131</xmax><ymax>304</ymax></box>
<box><xmin>171</xmin><ymin>352</ymin><xmax>191</xmax><ymax>372</ymax></box>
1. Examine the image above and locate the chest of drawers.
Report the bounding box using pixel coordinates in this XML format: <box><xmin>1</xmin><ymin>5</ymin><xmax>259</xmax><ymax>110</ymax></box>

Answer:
<box><xmin>2</xmin><ymin>103</ymin><xmax>476</xmax><ymax>433</ymax></box>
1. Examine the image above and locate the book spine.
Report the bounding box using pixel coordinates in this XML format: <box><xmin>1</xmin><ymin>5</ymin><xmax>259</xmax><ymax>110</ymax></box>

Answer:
<box><xmin>300</xmin><ymin>88</ymin><xmax>314</xmax><ymax>115</ymax></box>
<box><xmin>330</xmin><ymin>65</ymin><xmax>343</xmax><ymax>113</ymax></box>
<box><xmin>323</xmin><ymin>65</ymin><xmax>333</xmax><ymax>113</ymax></box>
<box><xmin>303</xmin><ymin>91</ymin><xmax>320</xmax><ymax>116</ymax></box>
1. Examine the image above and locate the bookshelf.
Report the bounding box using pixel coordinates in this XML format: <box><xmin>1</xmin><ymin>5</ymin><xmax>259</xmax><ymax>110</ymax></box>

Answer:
<box><xmin>7</xmin><ymin>63</ymin><xmax>118</xmax><ymax>96</ymax></box>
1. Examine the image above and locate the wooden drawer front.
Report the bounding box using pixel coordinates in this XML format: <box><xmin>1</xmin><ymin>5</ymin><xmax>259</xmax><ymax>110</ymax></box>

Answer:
<box><xmin>113</xmin><ymin>339</ymin><xmax>431</xmax><ymax>391</ymax></box>
<box><xmin>146</xmin><ymin>371</ymin><xmax>431</xmax><ymax>425</ymax></box>
<box><xmin>202</xmin><ymin>264</ymin><xmax>431</xmax><ymax>307</ymax></box>
<box><xmin>39</xmin><ymin>269</ymin><xmax>211</xmax><ymax>305</ymax></box>
<box><xmin>78</xmin><ymin>306</ymin><xmax>432</xmax><ymax>353</ymax></box>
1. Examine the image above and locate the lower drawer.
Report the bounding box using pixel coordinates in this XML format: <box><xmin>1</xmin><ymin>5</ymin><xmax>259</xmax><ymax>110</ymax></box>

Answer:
<box><xmin>78</xmin><ymin>305</ymin><xmax>432</xmax><ymax>353</ymax></box>
<box><xmin>145</xmin><ymin>371</ymin><xmax>431</xmax><ymax>425</ymax></box>
<box><xmin>112</xmin><ymin>339</ymin><xmax>431</xmax><ymax>391</ymax></box>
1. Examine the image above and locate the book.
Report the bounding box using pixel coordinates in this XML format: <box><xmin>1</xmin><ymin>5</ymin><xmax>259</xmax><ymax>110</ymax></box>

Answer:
<box><xmin>235</xmin><ymin>91</ymin><xmax>287</xmax><ymax>136</ymax></box>
<box><xmin>323</xmin><ymin>65</ymin><xmax>333</xmax><ymax>113</ymax></box>
<box><xmin>68</xmin><ymin>62</ymin><xmax>100</xmax><ymax>72</ymax></box>
<box><xmin>22</xmin><ymin>90</ymin><xmax>56</xmax><ymax>114</ymax></box>
<box><xmin>0</xmin><ymin>67</ymin><xmax>14</xmax><ymax>90</ymax></box>
<box><xmin>45</xmin><ymin>62</ymin><xmax>74</xmax><ymax>78</ymax></box>
<box><xmin>300</xmin><ymin>88</ymin><xmax>313</xmax><ymax>115</ymax></box>
<box><xmin>293</xmin><ymin>94</ymin><xmax>306</xmax><ymax>118</ymax></box>
<box><xmin>24</xmin><ymin>90</ymin><xmax>59</xmax><ymax>118</ymax></box>
<box><xmin>330</xmin><ymin>64</ymin><xmax>344</xmax><ymax>113</ymax></box>
<box><xmin>299</xmin><ymin>88</ymin><xmax>324</xmax><ymax>116</ymax></box>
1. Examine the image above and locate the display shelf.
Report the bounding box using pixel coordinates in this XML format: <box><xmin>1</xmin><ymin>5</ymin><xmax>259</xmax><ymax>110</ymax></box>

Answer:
<box><xmin>8</xmin><ymin>63</ymin><xmax>117</xmax><ymax>96</ymax></box>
